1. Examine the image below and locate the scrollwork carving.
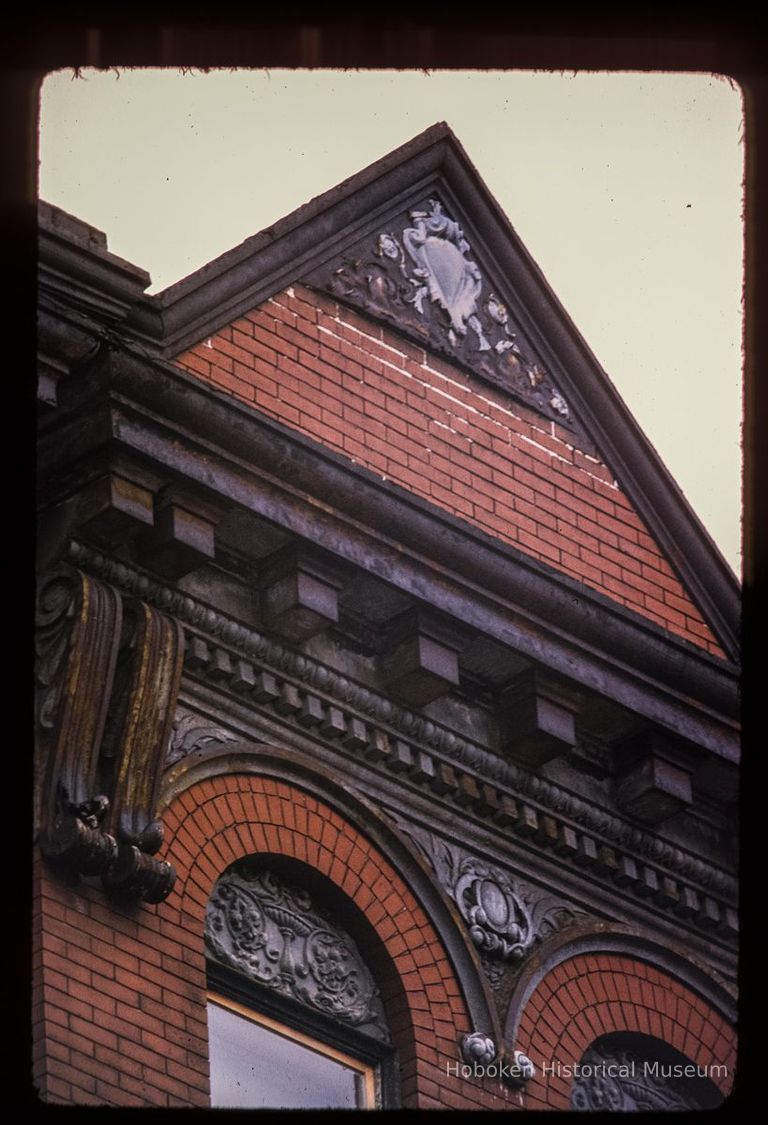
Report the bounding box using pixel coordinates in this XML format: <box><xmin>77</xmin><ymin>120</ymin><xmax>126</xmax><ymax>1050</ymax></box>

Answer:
<box><xmin>570</xmin><ymin>1040</ymin><xmax>722</xmax><ymax>1112</ymax></box>
<box><xmin>35</xmin><ymin>573</ymin><xmax>77</xmax><ymax>731</ymax></box>
<box><xmin>511</xmin><ymin>1050</ymin><xmax>535</xmax><ymax>1084</ymax></box>
<box><xmin>460</xmin><ymin>1031</ymin><xmax>497</xmax><ymax>1066</ymax></box>
<box><xmin>478</xmin><ymin>951</ymin><xmax>508</xmax><ymax>991</ymax></box>
<box><xmin>454</xmin><ymin>861</ymin><xmax>533</xmax><ymax>962</ymax></box>
<box><xmin>308</xmin><ymin>197</ymin><xmax>572</xmax><ymax>426</ymax></box>
<box><xmin>530</xmin><ymin>899</ymin><xmax>591</xmax><ymax>943</ymax></box>
<box><xmin>392</xmin><ymin>820</ymin><xmax>589</xmax><ymax>971</ymax></box>
<box><xmin>206</xmin><ymin>865</ymin><xmax>389</xmax><ymax>1042</ymax></box>
<box><xmin>393</xmin><ymin>825</ymin><xmax>534</xmax><ymax>961</ymax></box>
<box><xmin>166</xmin><ymin>710</ymin><xmax>239</xmax><ymax>766</ymax></box>
<box><xmin>101</xmin><ymin>843</ymin><xmax>176</xmax><ymax>904</ymax></box>
<box><xmin>44</xmin><ymin>785</ymin><xmax>119</xmax><ymax>875</ymax></box>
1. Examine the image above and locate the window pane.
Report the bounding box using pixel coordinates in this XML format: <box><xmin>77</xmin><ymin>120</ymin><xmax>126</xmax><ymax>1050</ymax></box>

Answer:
<box><xmin>208</xmin><ymin>1000</ymin><xmax>370</xmax><ymax>1109</ymax></box>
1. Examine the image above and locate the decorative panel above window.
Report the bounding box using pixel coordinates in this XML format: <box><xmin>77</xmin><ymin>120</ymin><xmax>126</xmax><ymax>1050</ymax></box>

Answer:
<box><xmin>205</xmin><ymin>862</ymin><xmax>390</xmax><ymax>1043</ymax></box>
<box><xmin>570</xmin><ymin>1032</ymin><xmax>724</xmax><ymax>1112</ymax></box>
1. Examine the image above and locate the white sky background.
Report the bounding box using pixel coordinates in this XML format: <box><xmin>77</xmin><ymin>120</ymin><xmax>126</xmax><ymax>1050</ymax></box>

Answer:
<box><xmin>38</xmin><ymin>69</ymin><xmax>743</xmax><ymax>577</ymax></box>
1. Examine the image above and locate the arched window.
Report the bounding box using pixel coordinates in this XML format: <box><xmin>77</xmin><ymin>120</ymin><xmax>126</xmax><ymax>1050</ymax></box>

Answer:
<box><xmin>570</xmin><ymin>1032</ymin><xmax>724</xmax><ymax>1112</ymax></box>
<box><xmin>205</xmin><ymin>857</ymin><xmax>397</xmax><ymax>1109</ymax></box>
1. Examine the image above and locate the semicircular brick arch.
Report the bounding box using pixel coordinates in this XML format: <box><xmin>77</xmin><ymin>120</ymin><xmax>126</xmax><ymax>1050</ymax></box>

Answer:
<box><xmin>514</xmin><ymin>952</ymin><xmax>736</xmax><ymax>1109</ymax></box>
<box><xmin>158</xmin><ymin>772</ymin><xmax>516</xmax><ymax>1110</ymax></box>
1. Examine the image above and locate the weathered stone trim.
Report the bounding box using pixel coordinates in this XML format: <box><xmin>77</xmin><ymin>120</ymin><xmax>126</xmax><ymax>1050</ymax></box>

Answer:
<box><xmin>69</xmin><ymin>543</ymin><xmax>737</xmax><ymax>935</ymax></box>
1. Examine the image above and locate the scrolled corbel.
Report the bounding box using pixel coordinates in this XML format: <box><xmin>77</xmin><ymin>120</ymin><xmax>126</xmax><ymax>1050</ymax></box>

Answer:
<box><xmin>36</xmin><ymin>568</ymin><xmax>123</xmax><ymax>875</ymax></box>
<box><xmin>42</xmin><ymin>789</ymin><xmax>118</xmax><ymax>875</ymax></box>
<box><xmin>102</xmin><ymin>844</ymin><xmax>176</xmax><ymax>904</ymax></box>
<box><xmin>99</xmin><ymin>599</ymin><xmax>183</xmax><ymax>903</ymax></box>
<box><xmin>36</xmin><ymin>568</ymin><xmax>183</xmax><ymax>903</ymax></box>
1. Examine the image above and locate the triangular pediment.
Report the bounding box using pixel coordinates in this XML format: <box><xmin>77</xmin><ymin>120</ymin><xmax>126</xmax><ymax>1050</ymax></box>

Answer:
<box><xmin>125</xmin><ymin>123</ymin><xmax>738</xmax><ymax>662</ymax></box>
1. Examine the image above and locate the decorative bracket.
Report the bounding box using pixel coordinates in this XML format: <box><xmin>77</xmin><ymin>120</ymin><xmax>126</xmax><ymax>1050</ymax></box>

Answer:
<box><xmin>35</xmin><ymin>566</ymin><xmax>183</xmax><ymax>903</ymax></box>
<box><xmin>36</xmin><ymin>569</ymin><xmax>122</xmax><ymax>875</ymax></box>
<box><xmin>75</xmin><ymin>473</ymin><xmax>156</xmax><ymax>548</ymax></box>
<box><xmin>379</xmin><ymin>608</ymin><xmax>464</xmax><ymax>706</ymax></box>
<box><xmin>137</xmin><ymin>487</ymin><xmax>217</xmax><ymax>580</ymax></box>
<box><xmin>612</xmin><ymin>729</ymin><xmax>698</xmax><ymax>824</ymax></box>
<box><xmin>36</xmin><ymin>472</ymin><xmax>155</xmax><ymax>575</ymax></box>
<box><xmin>100</xmin><ymin>600</ymin><xmax>184</xmax><ymax>903</ymax></box>
<box><xmin>499</xmin><ymin>669</ymin><xmax>580</xmax><ymax>767</ymax></box>
<box><xmin>37</xmin><ymin>308</ymin><xmax>100</xmax><ymax>410</ymax></box>
<box><xmin>259</xmin><ymin>545</ymin><xmax>343</xmax><ymax>643</ymax></box>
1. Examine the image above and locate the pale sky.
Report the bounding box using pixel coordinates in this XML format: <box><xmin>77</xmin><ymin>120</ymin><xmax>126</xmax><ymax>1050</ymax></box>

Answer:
<box><xmin>38</xmin><ymin>69</ymin><xmax>744</xmax><ymax>577</ymax></box>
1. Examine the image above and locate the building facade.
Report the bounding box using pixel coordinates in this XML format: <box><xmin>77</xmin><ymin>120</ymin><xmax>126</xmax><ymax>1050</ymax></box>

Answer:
<box><xmin>34</xmin><ymin>125</ymin><xmax>739</xmax><ymax>1110</ymax></box>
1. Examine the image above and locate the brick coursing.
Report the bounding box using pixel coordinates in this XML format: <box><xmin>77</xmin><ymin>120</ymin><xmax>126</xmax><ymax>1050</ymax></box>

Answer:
<box><xmin>33</xmin><ymin>276</ymin><xmax>733</xmax><ymax>1108</ymax></box>
<box><xmin>516</xmin><ymin>953</ymin><xmax>736</xmax><ymax>1109</ymax></box>
<box><xmin>175</xmin><ymin>284</ymin><xmax>725</xmax><ymax>658</ymax></box>
<box><xmin>32</xmin><ymin>775</ymin><xmax>520</xmax><ymax>1109</ymax></box>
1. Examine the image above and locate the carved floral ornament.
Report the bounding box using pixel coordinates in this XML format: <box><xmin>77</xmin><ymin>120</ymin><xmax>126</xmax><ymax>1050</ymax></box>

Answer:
<box><xmin>205</xmin><ymin>863</ymin><xmax>390</xmax><ymax>1042</ymax></box>
<box><xmin>454</xmin><ymin>860</ymin><xmax>534</xmax><ymax>962</ymax></box>
<box><xmin>459</xmin><ymin>1032</ymin><xmax>535</xmax><ymax>1088</ymax></box>
<box><xmin>392</xmin><ymin>823</ymin><xmax>588</xmax><ymax>983</ymax></box>
<box><xmin>205</xmin><ymin>862</ymin><xmax>539</xmax><ymax>1082</ymax></box>
<box><xmin>310</xmin><ymin>198</ymin><xmax>572</xmax><ymax>426</ymax></box>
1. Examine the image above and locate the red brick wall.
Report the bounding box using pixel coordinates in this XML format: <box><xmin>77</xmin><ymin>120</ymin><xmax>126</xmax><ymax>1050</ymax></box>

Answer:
<box><xmin>175</xmin><ymin>285</ymin><xmax>724</xmax><ymax>659</ymax></box>
<box><xmin>32</xmin><ymin>849</ymin><xmax>210</xmax><ymax>1107</ymax></box>
<box><xmin>515</xmin><ymin>952</ymin><xmax>736</xmax><ymax>1109</ymax></box>
<box><xmin>32</xmin><ymin>773</ymin><xmax>519</xmax><ymax>1109</ymax></box>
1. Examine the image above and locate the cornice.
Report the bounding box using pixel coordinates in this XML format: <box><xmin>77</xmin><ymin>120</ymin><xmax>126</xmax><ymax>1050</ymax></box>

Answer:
<box><xmin>70</xmin><ymin>542</ymin><xmax>737</xmax><ymax>929</ymax></box>
<box><xmin>45</xmin><ymin>344</ymin><xmax>738</xmax><ymax>762</ymax></box>
<box><xmin>39</xmin><ymin>201</ymin><xmax>151</xmax><ymax>325</ymax></box>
